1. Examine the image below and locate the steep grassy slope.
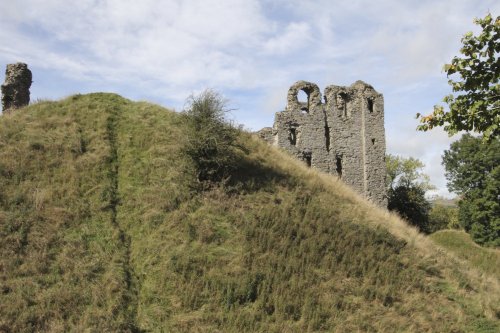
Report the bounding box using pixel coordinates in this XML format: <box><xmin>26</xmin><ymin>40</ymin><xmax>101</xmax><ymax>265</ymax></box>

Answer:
<box><xmin>0</xmin><ymin>94</ymin><xmax>499</xmax><ymax>332</ymax></box>
<box><xmin>0</xmin><ymin>94</ymin><xmax>140</xmax><ymax>331</ymax></box>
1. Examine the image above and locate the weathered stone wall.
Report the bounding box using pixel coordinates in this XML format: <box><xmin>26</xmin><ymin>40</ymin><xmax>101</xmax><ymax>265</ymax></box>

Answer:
<box><xmin>259</xmin><ymin>80</ymin><xmax>387</xmax><ymax>207</ymax></box>
<box><xmin>257</xmin><ymin>127</ymin><xmax>275</xmax><ymax>144</ymax></box>
<box><xmin>1</xmin><ymin>63</ymin><xmax>32</xmax><ymax>112</ymax></box>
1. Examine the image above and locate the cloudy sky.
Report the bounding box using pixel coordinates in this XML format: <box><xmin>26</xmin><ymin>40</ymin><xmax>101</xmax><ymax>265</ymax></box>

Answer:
<box><xmin>1</xmin><ymin>0</ymin><xmax>498</xmax><ymax>197</ymax></box>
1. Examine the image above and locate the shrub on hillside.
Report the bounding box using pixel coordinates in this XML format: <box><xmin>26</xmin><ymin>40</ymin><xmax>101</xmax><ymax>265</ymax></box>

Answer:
<box><xmin>182</xmin><ymin>89</ymin><xmax>240</xmax><ymax>185</ymax></box>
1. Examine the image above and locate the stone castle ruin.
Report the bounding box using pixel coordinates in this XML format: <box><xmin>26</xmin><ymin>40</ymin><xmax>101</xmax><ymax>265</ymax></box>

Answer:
<box><xmin>1</xmin><ymin>63</ymin><xmax>32</xmax><ymax>112</ymax></box>
<box><xmin>259</xmin><ymin>80</ymin><xmax>387</xmax><ymax>206</ymax></box>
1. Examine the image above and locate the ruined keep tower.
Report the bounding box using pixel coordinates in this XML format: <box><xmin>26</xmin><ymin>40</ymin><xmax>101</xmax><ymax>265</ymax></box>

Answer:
<box><xmin>1</xmin><ymin>63</ymin><xmax>32</xmax><ymax>112</ymax></box>
<box><xmin>259</xmin><ymin>80</ymin><xmax>387</xmax><ymax>207</ymax></box>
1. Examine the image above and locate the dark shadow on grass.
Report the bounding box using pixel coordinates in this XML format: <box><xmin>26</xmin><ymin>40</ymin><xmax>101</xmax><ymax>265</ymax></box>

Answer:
<box><xmin>225</xmin><ymin>154</ymin><xmax>294</xmax><ymax>194</ymax></box>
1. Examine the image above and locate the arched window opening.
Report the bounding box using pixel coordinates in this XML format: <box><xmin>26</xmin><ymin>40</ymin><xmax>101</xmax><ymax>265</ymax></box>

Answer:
<box><xmin>298</xmin><ymin>89</ymin><xmax>309</xmax><ymax>114</ymax></box>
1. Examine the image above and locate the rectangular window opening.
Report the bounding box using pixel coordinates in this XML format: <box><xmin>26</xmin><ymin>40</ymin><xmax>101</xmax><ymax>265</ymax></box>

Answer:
<box><xmin>289</xmin><ymin>128</ymin><xmax>297</xmax><ymax>145</ymax></box>
<box><xmin>368</xmin><ymin>99</ymin><xmax>374</xmax><ymax>113</ymax></box>
<box><xmin>338</xmin><ymin>93</ymin><xmax>348</xmax><ymax>117</ymax></box>
<box><xmin>336</xmin><ymin>154</ymin><xmax>342</xmax><ymax>178</ymax></box>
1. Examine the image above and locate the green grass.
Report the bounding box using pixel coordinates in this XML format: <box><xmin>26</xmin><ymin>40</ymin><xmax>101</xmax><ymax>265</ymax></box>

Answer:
<box><xmin>0</xmin><ymin>94</ymin><xmax>499</xmax><ymax>332</ymax></box>
<box><xmin>431</xmin><ymin>230</ymin><xmax>500</xmax><ymax>277</ymax></box>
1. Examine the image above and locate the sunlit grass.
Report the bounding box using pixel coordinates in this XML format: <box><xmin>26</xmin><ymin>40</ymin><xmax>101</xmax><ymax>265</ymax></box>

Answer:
<box><xmin>431</xmin><ymin>230</ymin><xmax>500</xmax><ymax>277</ymax></box>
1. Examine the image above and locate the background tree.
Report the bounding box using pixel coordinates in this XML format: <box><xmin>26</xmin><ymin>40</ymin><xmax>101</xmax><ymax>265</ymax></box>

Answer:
<box><xmin>442</xmin><ymin>134</ymin><xmax>500</xmax><ymax>246</ymax></box>
<box><xmin>428</xmin><ymin>203</ymin><xmax>459</xmax><ymax>233</ymax></box>
<box><xmin>386</xmin><ymin>155</ymin><xmax>433</xmax><ymax>191</ymax></box>
<box><xmin>386</xmin><ymin>154</ymin><xmax>434</xmax><ymax>233</ymax></box>
<box><xmin>417</xmin><ymin>14</ymin><xmax>500</xmax><ymax>141</ymax></box>
<box><xmin>182</xmin><ymin>89</ymin><xmax>240</xmax><ymax>185</ymax></box>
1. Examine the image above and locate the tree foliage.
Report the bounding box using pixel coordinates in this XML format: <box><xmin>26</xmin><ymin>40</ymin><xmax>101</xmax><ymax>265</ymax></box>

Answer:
<box><xmin>182</xmin><ymin>89</ymin><xmax>240</xmax><ymax>184</ymax></box>
<box><xmin>388</xmin><ymin>185</ymin><xmax>432</xmax><ymax>233</ymax></box>
<box><xmin>442</xmin><ymin>134</ymin><xmax>500</xmax><ymax>246</ymax></box>
<box><xmin>386</xmin><ymin>154</ymin><xmax>433</xmax><ymax>191</ymax></box>
<box><xmin>386</xmin><ymin>154</ymin><xmax>434</xmax><ymax>233</ymax></box>
<box><xmin>417</xmin><ymin>13</ymin><xmax>500</xmax><ymax>141</ymax></box>
<box><xmin>428</xmin><ymin>203</ymin><xmax>459</xmax><ymax>233</ymax></box>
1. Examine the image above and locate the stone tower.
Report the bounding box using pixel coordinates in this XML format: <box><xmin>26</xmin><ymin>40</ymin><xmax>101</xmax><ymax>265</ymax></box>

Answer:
<box><xmin>1</xmin><ymin>63</ymin><xmax>32</xmax><ymax>112</ymax></box>
<box><xmin>259</xmin><ymin>80</ymin><xmax>387</xmax><ymax>207</ymax></box>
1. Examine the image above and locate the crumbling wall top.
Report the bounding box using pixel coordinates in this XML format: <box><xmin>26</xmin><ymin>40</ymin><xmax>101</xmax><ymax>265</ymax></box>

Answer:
<box><xmin>350</xmin><ymin>80</ymin><xmax>374</xmax><ymax>91</ymax></box>
<box><xmin>286</xmin><ymin>80</ymin><xmax>322</xmax><ymax>113</ymax></box>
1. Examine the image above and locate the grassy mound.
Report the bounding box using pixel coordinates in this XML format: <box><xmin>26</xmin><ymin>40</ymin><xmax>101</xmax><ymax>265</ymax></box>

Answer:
<box><xmin>0</xmin><ymin>94</ymin><xmax>498</xmax><ymax>332</ymax></box>
<box><xmin>431</xmin><ymin>230</ymin><xmax>500</xmax><ymax>277</ymax></box>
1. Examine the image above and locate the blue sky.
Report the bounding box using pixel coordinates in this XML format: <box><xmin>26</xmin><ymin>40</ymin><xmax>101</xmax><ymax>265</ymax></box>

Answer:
<box><xmin>1</xmin><ymin>0</ymin><xmax>498</xmax><ymax>198</ymax></box>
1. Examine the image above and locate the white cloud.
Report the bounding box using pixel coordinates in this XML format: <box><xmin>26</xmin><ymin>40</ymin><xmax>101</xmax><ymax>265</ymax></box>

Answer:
<box><xmin>263</xmin><ymin>22</ymin><xmax>311</xmax><ymax>54</ymax></box>
<box><xmin>1</xmin><ymin>0</ymin><xmax>273</xmax><ymax>91</ymax></box>
<box><xmin>262</xmin><ymin>86</ymin><xmax>288</xmax><ymax>114</ymax></box>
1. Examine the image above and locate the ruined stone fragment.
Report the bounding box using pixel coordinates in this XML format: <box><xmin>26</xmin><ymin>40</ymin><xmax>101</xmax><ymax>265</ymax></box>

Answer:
<box><xmin>1</xmin><ymin>63</ymin><xmax>32</xmax><ymax>112</ymax></box>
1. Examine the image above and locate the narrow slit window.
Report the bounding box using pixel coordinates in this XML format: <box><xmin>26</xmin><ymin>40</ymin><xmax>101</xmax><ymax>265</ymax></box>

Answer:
<box><xmin>289</xmin><ymin>128</ymin><xmax>297</xmax><ymax>145</ymax></box>
<box><xmin>367</xmin><ymin>99</ymin><xmax>374</xmax><ymax>113</ymax></box>
<box><xmin>336</xmin><ymin>154</ymin><xmax>342</xmax><ymax>178</ymax></box>
<box><xmin>371</xmin><ymin>138</ymin><xmax>375</xmax><ymax>145</ymax></box>
<box><xmin>325</xmin><ymin>126</ymin><xmax>330</xmax><ymax>151</ymax></box>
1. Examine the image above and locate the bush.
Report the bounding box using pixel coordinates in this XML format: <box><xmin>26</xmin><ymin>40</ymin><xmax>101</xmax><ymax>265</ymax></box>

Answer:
<box><xmin>428</xmin><ymin>204</ymin><xmax>459</xmax><ymax>233</ymax></box>
<box><xmin>387</xmin><ymin>185</ymin><xmax>431</xmax><ymax>233</ymax></box>
<box><xmin>182</xmin><ymin>89</ymin><xmax>240</xmax><ymax>184</ymax></box>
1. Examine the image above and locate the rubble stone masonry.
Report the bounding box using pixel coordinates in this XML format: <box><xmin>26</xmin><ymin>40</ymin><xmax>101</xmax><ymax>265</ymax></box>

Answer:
<box><xmin>259</xmin><ymin>80</ymin><xmax>387</xmax><ymax>207</ymax></box>
<box><xmin>1</xmin><ymin>63</ymin><xmax>32</xmax><ymax>112</ymax></box>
